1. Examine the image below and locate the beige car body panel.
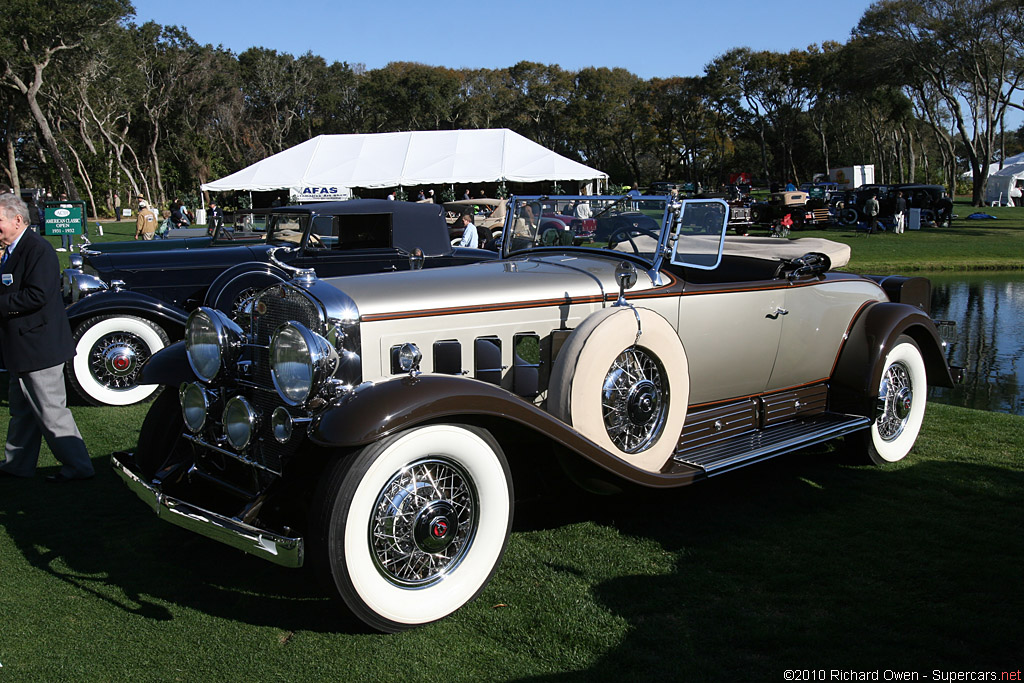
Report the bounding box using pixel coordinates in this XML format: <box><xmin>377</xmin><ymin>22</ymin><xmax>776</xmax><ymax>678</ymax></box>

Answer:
<box><xmin>319</xmin><ymin>251</ymin><xmax>886</xmax><ymax>410</ymax></box>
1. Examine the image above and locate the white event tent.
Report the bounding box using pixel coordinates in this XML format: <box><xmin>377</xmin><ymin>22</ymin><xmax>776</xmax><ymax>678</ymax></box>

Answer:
<box><xmin>983</xmin><ymin>151</ymin><xmax>1024</xmax><ymax>206</ymax></box>
<box><xmin>201</xmin><ymin>129</ymin><xmax>608</xmax><ymax>201</ymax></box>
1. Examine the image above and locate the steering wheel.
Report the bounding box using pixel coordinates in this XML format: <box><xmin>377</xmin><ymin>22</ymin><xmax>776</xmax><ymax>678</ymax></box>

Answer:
<box><xmin>307</xmin><ymin>232</ymin><xmax>325</xmax><ymax>249</ymax></box>
<box><xmin>607</xmin><ymin>226</ymin><xmax>661</xmax><ymax>254</ymax></box>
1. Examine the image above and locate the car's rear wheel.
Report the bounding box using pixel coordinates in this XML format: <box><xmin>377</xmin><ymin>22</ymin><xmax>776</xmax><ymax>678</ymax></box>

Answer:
<box><xmin>68</xmin><ymin>314</ymin><xmax>170</xmax><ymax>406</ymax></box>
<box><xmin>839</xmin><ymin>208</ymin><xmax>859</xmax><ymax>226</ymax></box>
<box><xmin>311</xmin><ymin>424</ymin><xmax>513</xmax><ymax>632</ymax></box>
<box><xmin>548</xmin><ymin>307</ymin><xmax>688</xmax><ymax>473</ymax></box>
<box><xmin>855</xmin><ymin>335</ymin><xmax>928</xmax><ymax>465</ymax></box>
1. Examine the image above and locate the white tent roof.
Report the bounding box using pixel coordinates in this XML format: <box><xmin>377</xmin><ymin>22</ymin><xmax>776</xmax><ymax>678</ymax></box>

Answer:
<box><xmin>201</xmin><ymin>129</ymin><xmax>607</xmax><ymax>192</ymax></box>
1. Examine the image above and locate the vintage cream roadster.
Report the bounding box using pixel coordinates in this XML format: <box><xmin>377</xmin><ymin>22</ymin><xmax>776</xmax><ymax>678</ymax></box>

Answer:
<box><xmin>112</xmin><ymin>194</ymin><xmax>957</xmax><ymax>631</ymax></box>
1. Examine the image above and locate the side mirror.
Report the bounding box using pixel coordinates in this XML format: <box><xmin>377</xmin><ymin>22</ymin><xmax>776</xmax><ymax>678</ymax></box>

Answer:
<box><xmin>614</xmin><ymin>261</ymin><xmax>637</xmax><ymax>307</ymax></box>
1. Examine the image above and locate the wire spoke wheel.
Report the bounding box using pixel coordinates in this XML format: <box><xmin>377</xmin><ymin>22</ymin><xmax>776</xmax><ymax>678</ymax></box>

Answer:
<box><xmin>69</xmin><ymin>314</ymin><xmax>169</xmax><ymax>406</ymax></box>
<box><xmin>601</xmin><ymin>346</ymin><xmax>669</xmax><ymax>453</ymax></box>
<box><xmin>877</xmin><ymin>360</ymin><xmax>913</xmax><ymax>442</ymax></box>
<box><xmin>370</xmin><ymin>457</ymin><xmax>477</xmax><ymax>587</ymax></box>
<box><xmin>87</xmin><ymin>329</ymin><xmax>151</xmax><ymax>389</ymax></box>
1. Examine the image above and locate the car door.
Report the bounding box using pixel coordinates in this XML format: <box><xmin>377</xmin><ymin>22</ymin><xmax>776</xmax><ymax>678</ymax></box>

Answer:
<box><xmin>765</xmin><ymin>277</ymin><xmax>884</xmax><ymax>393</ymax></box>
<box><xmin>677</xmin><ymin>285</ymin><xmax>786</xmax><ymax>405</ymax></box>
<box><xmin>669</xmin><ymin>198</ymin><xmax>786</xmax><ymax>404</ymax></box>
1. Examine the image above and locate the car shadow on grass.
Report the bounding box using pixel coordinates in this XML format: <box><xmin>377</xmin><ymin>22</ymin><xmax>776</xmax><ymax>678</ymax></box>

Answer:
<box><xmin>0</xmin><ymin>458</ymin><xmax>373</xmax><ymax>634</ymax></box>
<box><xmin>514</xmin><ymin>447</ymin><xmax>1024</xmax><ymax>680</ymax></box>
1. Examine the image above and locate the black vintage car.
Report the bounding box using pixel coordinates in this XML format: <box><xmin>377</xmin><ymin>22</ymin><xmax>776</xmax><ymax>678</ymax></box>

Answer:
<box><xmin>835</xmin><ymin>184</ymin><xmax>953</xmax><ymax>227</ymax></box>
<box><xmin>61</xmin><ymin>199</ymin><xmax>495</xmax><ymax>406</ymax></box>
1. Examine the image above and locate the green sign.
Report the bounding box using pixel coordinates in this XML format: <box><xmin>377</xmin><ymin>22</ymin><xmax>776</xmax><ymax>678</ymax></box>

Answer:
<box><xmin>43</xmin><ymin>201</ymin><xmax>86</xmax><ymax>236</ymax></box>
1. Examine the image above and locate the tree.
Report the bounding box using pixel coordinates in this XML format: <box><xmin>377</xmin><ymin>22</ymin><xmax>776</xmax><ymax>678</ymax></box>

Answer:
<box><xmin>0</xmin><ymin>0</ymin><xmax>131</xmax><ymax>200</ymax></box>
<box><xmin>855</xmin><ymin>0</ymin><xmax>1024</xmax><ymax>204</ymax></box>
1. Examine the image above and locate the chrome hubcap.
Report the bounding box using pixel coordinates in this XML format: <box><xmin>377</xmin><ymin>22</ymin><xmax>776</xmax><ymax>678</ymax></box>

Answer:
<box><xmin>601</xmin><ymin>347</ymin><xmax>668</xmax><ymax>453</ymax></box>
<box><xmin>877</xmin><ymin>361</ymin><xmax>913</xmax><ymax>441</ymax></box>
<box><xmin>90</xmin><ymin>333</ymin><xmax>150</xmax><ymax>388</ymax></box>
<box><xmin>370</xmin><ymin>458</ymin><xmax>477</xmax><ymax>587</ymax></box>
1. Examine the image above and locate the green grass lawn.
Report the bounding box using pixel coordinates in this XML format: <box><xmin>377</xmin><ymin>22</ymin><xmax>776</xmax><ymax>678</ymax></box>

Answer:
<box><xmin>0</xmin><ymin>387</ymin><xmax>1020</xmax><ymax>679</ymax></box>
<box><xmin>765</xmin><ymin>201</ymin><xmax>1024</xmax><ymax>273</ymax></box>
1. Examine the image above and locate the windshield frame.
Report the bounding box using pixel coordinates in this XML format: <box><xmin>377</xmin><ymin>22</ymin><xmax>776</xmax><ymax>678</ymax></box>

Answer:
<box><xmin>502</xmin><ymin>194</ymin><xmax>677</xmax><ymax>269</ymax></box>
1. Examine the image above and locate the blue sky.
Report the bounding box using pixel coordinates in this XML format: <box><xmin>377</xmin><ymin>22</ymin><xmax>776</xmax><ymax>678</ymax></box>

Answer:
<box><xmin>129</xmin><ymin>0</ymin><xmax>876</xmax><ymax>80</ymax></box>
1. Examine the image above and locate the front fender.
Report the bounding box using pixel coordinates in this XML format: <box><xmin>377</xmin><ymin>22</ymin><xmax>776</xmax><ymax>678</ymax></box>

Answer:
<box><xmin>831</xmin><ymin>301</ymin><xmax>954</xmax><ymax>416</ymax></box>
<box><xmin>310</xmin><ymin>374</ymin><xmax>701</xmax><ymax>489</ymax></box>
<box><xmin>66</xmin><ymin>289</ymin><xmax>190</xmax><ymax>331</ymax></box>
<box><xmin>138</xmin><ymin>340</ymin><xmax>197</xmax><ymax>386</ymax></box>
<box><xmin>204</xmin><ymin>262</ymin><xmax>290</xmax><ymax>309</ymax></box>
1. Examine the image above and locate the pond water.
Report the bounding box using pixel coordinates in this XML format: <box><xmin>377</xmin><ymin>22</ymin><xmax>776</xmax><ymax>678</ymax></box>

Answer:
<box><xmin>926</xmin><ymin>271</ymin><xmax>1024</xmax><ymax>415</ymax></box>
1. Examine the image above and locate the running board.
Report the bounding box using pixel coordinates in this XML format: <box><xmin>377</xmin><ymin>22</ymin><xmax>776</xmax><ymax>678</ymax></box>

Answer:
<box><xmin>670</xmin><ymin>413</ymin><xmax>871</xmax><ymax>476</ymax></box>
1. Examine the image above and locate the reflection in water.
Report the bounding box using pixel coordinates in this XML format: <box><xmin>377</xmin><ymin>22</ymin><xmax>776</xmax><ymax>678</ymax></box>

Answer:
<box><xmin>927</xmin><ymin>272</ymin><xmax>1024</xmax><ymax>415</ymax></box>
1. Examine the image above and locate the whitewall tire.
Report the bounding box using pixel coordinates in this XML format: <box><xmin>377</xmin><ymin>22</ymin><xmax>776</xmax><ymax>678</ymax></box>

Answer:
<box><xmin>68</xmin><ymin>314</ymin><xmax>170</xmax><ymax>406</ymax></box>
<box><xmin>313</xmin><ymin>424</ymin><xmax>513</xmax><ymax>632</ymax></box>
<box><xmin>865</xmin><ymin>335</ymin><xmax>928</xmax><ymax>464</ymax></box>
<box><xmin>547</xmin><ymin>307</ymin><xmax>689</xmax><ymax>473</ymax></box>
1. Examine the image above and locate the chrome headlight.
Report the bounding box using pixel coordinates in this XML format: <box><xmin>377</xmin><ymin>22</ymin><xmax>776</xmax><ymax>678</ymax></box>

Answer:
<box><xmin>186</xmin><ymin>307</ymin><xmax>244</xmax><ymax>382</ymax></box>
<box><xmin>270</xmin><ymin>322</ymin><xmax>338</xmax><ymax>405</ymax></box>
<box><xmin>179</xmin><ymin>382</ymin><xmax>209</xmax><ymax>433</ymax></box>
<box><xmin>63</xmin><ymin>270</ymin><xmax>108</xmax><ymax>303</ymax></box>
<box><xmin>223</xmin><ymin>396</ymin><xmax>256</xmax><ymax>450</ymax></box>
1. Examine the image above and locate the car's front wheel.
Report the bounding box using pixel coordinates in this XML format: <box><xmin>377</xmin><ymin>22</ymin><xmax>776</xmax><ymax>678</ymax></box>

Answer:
<box><xmin>311</xmin><ymin>424</ymin><xmax>513</xmax><ymax>632</ymax></box>
<box><xmin>68</xmin><ymin>314</ymin><xmax>170</xmax><ymax>406</ymax></box>
<box><xmin>136</xmin><ymin>388</ymin><xmax>189</xmax><ymax>480</ymax></box>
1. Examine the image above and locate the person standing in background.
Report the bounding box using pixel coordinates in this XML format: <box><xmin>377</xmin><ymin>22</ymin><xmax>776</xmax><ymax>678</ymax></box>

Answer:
<box><xmin>894</xmin><ymin>191</ymin><xmax>907</xmax><ymax>234</ymax></box>
<box><xmin>134</xmin><ymin>199</ymin><xmax>158</xmax><ymax>240</ymax></box>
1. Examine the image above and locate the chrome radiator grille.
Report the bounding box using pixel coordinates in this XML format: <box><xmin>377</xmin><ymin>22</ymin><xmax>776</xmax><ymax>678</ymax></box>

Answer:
<box><xmin>244</xmin><ymin>285</ymin><xmax>325</xmax><ymax>473</ymax></box>
<box><xmin>251</xmin><ymin>285</ymin><xmax>324</xmax><ymax>387</ymax></box>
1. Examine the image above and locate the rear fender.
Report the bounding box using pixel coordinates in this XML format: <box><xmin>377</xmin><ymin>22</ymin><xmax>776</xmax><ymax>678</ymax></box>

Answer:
<box><xmin>831</xmin><ymin>302</ymin><xmax>954</xmax><ymax>416</ymax></box>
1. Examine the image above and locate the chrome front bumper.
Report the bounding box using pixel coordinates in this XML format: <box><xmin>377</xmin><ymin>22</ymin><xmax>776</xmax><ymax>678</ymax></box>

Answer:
<box><xmin>111</xmin><ymin>452</ymin><xmax>304</xmax><ymax>568</ymax></box>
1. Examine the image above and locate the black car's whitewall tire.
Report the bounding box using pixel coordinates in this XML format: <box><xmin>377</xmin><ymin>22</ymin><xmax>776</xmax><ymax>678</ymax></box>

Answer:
<box><xmin>548</xmin><ymin>307</ymin><xmax>689</xmax><ymax>473</ymax></box>
<box><xmin>313</xmin><ymin>424</ymin><xmax>513</xmax><ymax>632</ymax></box>
<box><xmin>68</xmin><ymin>314</ymin><xmax>170</xmax><ymax>406</ymax></box>
<box><xmin>864</xmin><ymin>335</ymin><xmax>928</xmax><ymax>464</ymax></box>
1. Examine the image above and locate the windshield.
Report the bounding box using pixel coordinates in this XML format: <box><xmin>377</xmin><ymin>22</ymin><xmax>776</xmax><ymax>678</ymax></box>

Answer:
<box><xmin>504</xmin><ymin>195</ymin><xmax>672</xmax><ymax>263</ymax></box>
<box><xmin>266</xmin><ymin>212</ymin><xmax>313</xmax><ymax>245</ymax></box>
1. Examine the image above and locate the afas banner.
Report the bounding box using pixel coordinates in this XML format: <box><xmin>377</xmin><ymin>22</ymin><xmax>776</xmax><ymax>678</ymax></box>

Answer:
<box><xmin>290</xmin><ymin>186</ymin><xmax>352</xmax><ymax>202</ymax></box>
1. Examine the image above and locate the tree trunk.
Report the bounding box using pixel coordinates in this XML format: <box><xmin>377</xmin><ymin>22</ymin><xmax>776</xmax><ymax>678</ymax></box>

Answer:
<box><xmin>6</xmin><ymin>60</ymin><xmax>82</xmax><ymax>201</ymax></box>
<box><xmin>5</xmin><ymin>124</ymin><xmax>19</xmax><ymax>193</ymax></box>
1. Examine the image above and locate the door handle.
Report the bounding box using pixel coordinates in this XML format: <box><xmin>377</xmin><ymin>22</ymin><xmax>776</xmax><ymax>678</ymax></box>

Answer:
<box><xmin>766</xmin><ymin>308</ymin><xmax>789</xmax><ymax>319</ymax></box>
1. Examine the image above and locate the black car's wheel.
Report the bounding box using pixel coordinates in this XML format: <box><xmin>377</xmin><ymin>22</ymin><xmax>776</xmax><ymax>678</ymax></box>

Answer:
<box><xmin>852</xmin><ymin>335</ymin><xmax>928</xmax><ymax>465</ymax></box>
<box><xmin>548</xmin><ymin>307</ymin><xmax>689</xmax><ymax>473</ymax></box>
<box><xmin>838</xmin><ymin>208</ymin><xmax>859</xmax><ymax>226</ymax></box>
<box><xmin>68</xmin><ymin>314</ymin><xmax>170</xmax><ymax>406</ymax></box>
<box><xmin>136</xmin><ymin>388</ymin><xmax>189</xmax><ymax>480</ymax></box>
<box><xmin>311</xmin><ymin>424</ymin><xmax>513</xmax><ymax>632</ymax></box>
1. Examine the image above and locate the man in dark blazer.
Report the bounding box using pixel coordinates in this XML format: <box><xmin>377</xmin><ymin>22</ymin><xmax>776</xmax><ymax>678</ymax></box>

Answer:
<box><xmin>0</xmin><ymin>193</ymin><xmax>93</xmax><ymax>481</ymax></box>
